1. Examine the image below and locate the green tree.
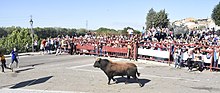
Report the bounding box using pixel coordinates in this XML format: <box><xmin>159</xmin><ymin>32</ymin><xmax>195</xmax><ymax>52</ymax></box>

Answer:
<box><xmin>0</xmin><ymin>27</ymin><xmax>35</xmax><ymax>54</ymax></box>
<box><xmin>155</xmin><ymin>9</ymin><xmax>169</xmax><ymax>28</ymax></box>
<box><xmin>146</xmin><ymin>8</ymin><xmax>169</xmax><ymax>29</ymax></box>
<box><xmin>95</xmin><ymin>27</ymin><xmax>118</xmax><ymax>36</ymax></box>
<box><xmin>0</xmin><ymin>27</ymin><xmax>8</xmax><ymax>38</ymax></box>
<box><xmin>212</xmin><ymin>2</ymin><xmax>220</xmax><ymax>26</ymax></box>
<box><xmin>77</xmin><ymin>28</ymin><xmax>87</xmax><ymax>36</ymax></box>
<box><xmin>146</xmin><ymin>8</ymin><xmax>157</xmax><ymax>29</ymax></box>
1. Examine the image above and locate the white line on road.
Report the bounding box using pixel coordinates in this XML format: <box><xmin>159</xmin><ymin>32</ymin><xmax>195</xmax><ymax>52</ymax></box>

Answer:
<box><xmin>0</xmin><ymin>88</ymin><xmax>90</xmax><ymax>93</ymax></box>
<box><xmin>71</xmin><ymin>68</ymin><xmax>200</xmax><ymax>82</ymax></box>
<box><xmin>73</xmin><ymin>68</ymin><xmax>102</xmax><ymax>73</ymax></box>
<box><xmin>67</xmin><ymin>64</ymin><xmax>94</xmax><ymax>69</ymax></box>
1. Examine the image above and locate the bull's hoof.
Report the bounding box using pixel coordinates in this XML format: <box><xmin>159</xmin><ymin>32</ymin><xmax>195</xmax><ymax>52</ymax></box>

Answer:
<box><xmin>114</xmin><ymin>80</ymin><xmax>118</xmax><ymax>84</ymax></box>
<box><xmin>125</xmin><ymin>81</ymin><xmax>128</xmax><ymax>84</ymax></box>
<box><xmin>139</xmin><ymin>83</ymin><xmax>143</xmax><ymax>87</ymax></box>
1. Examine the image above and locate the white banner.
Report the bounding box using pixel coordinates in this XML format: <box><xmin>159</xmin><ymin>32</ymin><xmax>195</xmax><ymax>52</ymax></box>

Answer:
<box><xmin>203</xmin><ymin>55</ymin><xmax>212</xmax><ymax>64</ymax></box>
<box><xmin>138</xmin><ymin>48</ymin><xmax>170</xmax><ymax>59</ymax></box>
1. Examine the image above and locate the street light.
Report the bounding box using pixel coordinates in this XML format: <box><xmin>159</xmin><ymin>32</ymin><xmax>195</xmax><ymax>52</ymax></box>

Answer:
<box><xmin>212</xmin><ymin>27</ymin><xmax>215</xmax><ymax>38</ymax></box>
<box><xmin>29</xmin><ymin>15</ymin><xmax>34</xmax><ymax>52</ymax></box>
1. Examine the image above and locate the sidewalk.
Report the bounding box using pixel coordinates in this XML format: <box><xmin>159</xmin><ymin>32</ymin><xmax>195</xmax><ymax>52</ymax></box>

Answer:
<box><xmin>0</xmin><ymin>88</ymin><xmax>82</xmax><ymax>93</ymax></box>
<box><xmin>4</xmin><ymin>50</ymin><xmax>60</xmax><ymax>58</ymax></box>
<box><xmin>4</xmin><ymin>52</ymin><xmax>45</xmax><ymax>58</ymax></box>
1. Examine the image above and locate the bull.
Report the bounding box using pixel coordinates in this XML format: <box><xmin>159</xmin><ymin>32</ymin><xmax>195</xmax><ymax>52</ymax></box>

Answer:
<box><xmin>187</xmin><ymin>58</ymin><xmax>204</xmax><ymax>72</ymax></box>
<box><xmin>93</xmin><ymin>58</ymin><xmax>143</xmax><ymax>87</ymax></box>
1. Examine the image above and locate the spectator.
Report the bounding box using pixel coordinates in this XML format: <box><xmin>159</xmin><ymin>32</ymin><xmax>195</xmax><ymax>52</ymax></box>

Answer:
<box><xmin>213</xmin><ymin>47</ymin><xmax>219</xmax><ymax>71</ymax></box>
<box><xmin>40</xmin><ymin>39</ymin><xmax>46</xmax><ymax>54</ymax></box>
<box><xmin>34</xmin><ymin>40</ymin><xmax>38</xmax><ymax>52</ymax></box>
<box><xmin>0</xmin><ymin>52</ymin><xmax>13</xmax><ymax>72</ymax></box>
<box><xmin>25</xmin><ymin>43</ymin><xmax>29</xmax><ymax>52</ymax></box>
<box><xmin>9</xmin><ymin>48</ymin><xmax>19</xmax><ymax>68</ymax></box>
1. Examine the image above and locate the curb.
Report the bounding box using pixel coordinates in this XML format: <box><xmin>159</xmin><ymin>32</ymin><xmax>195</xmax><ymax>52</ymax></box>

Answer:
<box><xmin>4</xmin><ymin>52</ymin><xmax>41</xmax><ymax>58</ymax></box>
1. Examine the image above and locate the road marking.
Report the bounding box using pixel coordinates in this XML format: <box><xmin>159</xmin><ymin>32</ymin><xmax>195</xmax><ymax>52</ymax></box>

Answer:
<box><xmin>67</xmin><ymin>64</ymin><xmax>94</xmax><ymax>69</ymax></box>
<box><xmin>66</xmin><ymin>63</ymin><xmax>199</xmax><ymax>82</ymax></box>
<box><xmin>71</xmin><ymin>68</ymin><xmax>200</xmax><ymax>82</ymax></box>
<box><xmin>0</xmin><ymin>88</ymin><xmax>89</xmax><ymax>93</ymax></box>
<box><xmin>141</xmin><ymin>74</ymin><xmax>200</xmax><ymax>82</ymax></box>
<box><xmin>73</xmin><ymin>68</ymin><xmax>102</xmax><ymax>73</ymax></box>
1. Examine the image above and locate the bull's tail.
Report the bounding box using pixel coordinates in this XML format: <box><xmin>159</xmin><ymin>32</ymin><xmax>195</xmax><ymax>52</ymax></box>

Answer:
<box><xmin>137</xmin><ymin>73</ymin><xmax>140</xmax><ymax>77</ymax></box>
<box><xmin>137</xmin><ymin>72</ymin><xmax>140</xmax><ymax>77</ymax></box>
<box><xmin>135</xmin><ymin>67</ymin><xmax>140</xmax><ymax>77</ymax></box>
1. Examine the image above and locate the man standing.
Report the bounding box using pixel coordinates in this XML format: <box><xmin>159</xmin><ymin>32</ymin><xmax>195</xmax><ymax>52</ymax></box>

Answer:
<box><xmin>127</xmin><ymin>29</ymin><xmax>134</xmax><ymax>39</ymax></box>
<box><xmin>213</xmin><ymin>47</ymin><xmax>219</xmax><ymax>71</ymax></box>
<box><xmin>0</xmin><ymin>52</ymin><xmax>13</xmax><ymax>72</ymax></box>
<box><xmin>9</xmin><ymin>48</ymin><xmax>19</xmax><ymax>68</ymax></box>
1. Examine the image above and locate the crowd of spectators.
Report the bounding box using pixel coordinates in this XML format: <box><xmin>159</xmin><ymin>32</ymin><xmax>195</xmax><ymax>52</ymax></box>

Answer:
<box><xmin>141</xmin><ymin>27</ymin><xmax>219</xmax><ymax>70</ymax></box>
<box><xmin>31</xmin><ymin>27</ymin><xmax>219</xmax><ymax>70</ymax></box>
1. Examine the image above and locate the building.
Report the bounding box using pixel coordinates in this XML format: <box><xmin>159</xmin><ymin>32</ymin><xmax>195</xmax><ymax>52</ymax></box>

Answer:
<box><xmin>173</xmin><ymin>18</ymin><xmax>220</xmax><ymax>31</ymax></box>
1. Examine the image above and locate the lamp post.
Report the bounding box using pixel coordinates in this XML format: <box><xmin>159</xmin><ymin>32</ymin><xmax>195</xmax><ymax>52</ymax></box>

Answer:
<box><xmin>29</xmin><ymin>15</ymin><xmax>34</xmax><ymax>52</ymax></box>
<box><xmin>212</xmin><ymin>27</ymin><xmax>215</xmax><ymax>38</ymax></box>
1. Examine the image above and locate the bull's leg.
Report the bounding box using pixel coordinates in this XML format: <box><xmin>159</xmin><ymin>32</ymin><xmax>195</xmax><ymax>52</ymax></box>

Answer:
<box><xmin>132</xmin><ymin>75</ymin><xmax>143</xmax><ymax>87</ymax></box>
<box><xmin>112</xmin><ymin>77</ymin><xmax>118</xmax><ymax>84</ymax></box>
<box><xmin>112</xmin><ymin>78</ymin><xmax>116</xmax><ymax>81</ymax></box>
<box><xmin>188</xmin><ymin>61</ymin><xmax>193</xmax><ymax>72</ymax></box>
<box><xmin>107</xmin><ymin>76</ymin><xmax>111</xmax><ymax>85</ymax></box>
<box><xmin>187</xmin><ymin>63</ymin><xmax>191</xmax><ymax>71</ymax></box>
<box><xmin>189</xmin><ymin>63</ymin><xmax>194</xmax><ymax>71</ymax></box>
<box><xmin>198</xmin><ymin>62</ymin><xmax>204</xmax><ymax>72</ymax></box>
<box><xmin>125</xmin><ymin>76</ymin><xmax>130</xmax><ymax>84</ymax></box>
<box><xmin>187</xmin><ymin>58</ymin><xmax>191</xmax><ymax>71</ymax></box>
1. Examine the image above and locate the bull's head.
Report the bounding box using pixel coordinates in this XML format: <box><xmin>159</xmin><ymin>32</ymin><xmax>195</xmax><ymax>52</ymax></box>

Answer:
<box><xmin>93</xmin><ymin>58</ymin><xmax>102</xmax><ymax>68</ymax></box>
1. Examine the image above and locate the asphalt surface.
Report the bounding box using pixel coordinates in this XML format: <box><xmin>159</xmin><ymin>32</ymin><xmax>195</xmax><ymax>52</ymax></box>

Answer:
<box><xmin>1</xmin><ymin>53</ymin><xmax>220</xmax><ymax>93</ymax></box>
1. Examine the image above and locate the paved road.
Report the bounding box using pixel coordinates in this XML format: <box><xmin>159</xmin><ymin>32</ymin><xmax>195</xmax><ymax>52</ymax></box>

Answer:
<box><xmin>1</xmin><ymin>54</ymin><xmax>220</xmax><ymax>93</ymax></box>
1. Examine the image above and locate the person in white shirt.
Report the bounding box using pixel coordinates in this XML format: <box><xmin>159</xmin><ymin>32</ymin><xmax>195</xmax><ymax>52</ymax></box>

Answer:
<box><xmin>183</xmin><ymin>49</ymin><xmax>189</xmax><ymax>65</ymax></box>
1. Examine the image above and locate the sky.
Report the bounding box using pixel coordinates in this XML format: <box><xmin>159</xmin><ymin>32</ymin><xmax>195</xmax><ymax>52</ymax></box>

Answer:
<box><xmin>0</xmin><ymin>0</ymin><xmax>219</xmax><ymax>30</ymax></box>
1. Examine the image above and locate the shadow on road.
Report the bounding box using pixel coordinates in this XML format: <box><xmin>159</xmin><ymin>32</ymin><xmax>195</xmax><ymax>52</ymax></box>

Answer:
<box><xmin>115</xmin><ymin>77</ymin><xmax>151</xmax><ymax>87</ymax></box>
<box><xmin>15</xmin><ymin>68</ymin><xmax>34</xmax><ymax>73</ymax></box>
<box><xmin>20</xmin><ymin>63</ymin><xmax>45</xmax><ymax>68</ymax></box>
<box><xmin>10</xmin><ymin>76</ymin><xmax>53</xmax><ymax>89</ymax></box>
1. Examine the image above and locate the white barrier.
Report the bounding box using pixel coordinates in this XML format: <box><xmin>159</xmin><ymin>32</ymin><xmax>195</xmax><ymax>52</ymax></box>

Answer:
<box><xmin>138</xmin><ymin>48</ymin><xmax>170</xmax><ymax>59</ymax></box>
<box><xmin>203</xmin><ymin>55</ymin><xmax>212</xmax><ymax>64</ymax></box>
<box><xmin>202</xmin><ymin>55</ymin><xmax>220</xmax><ymax>64</ymax></box>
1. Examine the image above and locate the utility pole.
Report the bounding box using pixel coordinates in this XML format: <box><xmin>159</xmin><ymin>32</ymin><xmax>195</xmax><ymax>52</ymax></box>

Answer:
<box><xmin>29</xmin><ymin>15</ymin><xmax>34</xmax><ymax>52</ymax></box>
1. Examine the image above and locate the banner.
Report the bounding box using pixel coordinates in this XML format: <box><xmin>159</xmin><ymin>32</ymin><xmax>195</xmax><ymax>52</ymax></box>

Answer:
<box><xmin>138</xmin><ymin>48</ymin><xmax>169</xmax><ymax>59</ymax></box>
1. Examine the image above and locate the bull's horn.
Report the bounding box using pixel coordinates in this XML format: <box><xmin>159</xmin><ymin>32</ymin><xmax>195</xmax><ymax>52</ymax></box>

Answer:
<box><xmin>96</xmin><ymin>58</ymin><xmax>101</xmax><ymax>61</ymax></box>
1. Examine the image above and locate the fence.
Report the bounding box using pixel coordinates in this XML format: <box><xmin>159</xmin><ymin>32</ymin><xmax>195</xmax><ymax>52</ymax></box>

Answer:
<box><xmin>71</xmin><ymin>39</ymin><xmax>220</xmax><ymax>71</ymax></box>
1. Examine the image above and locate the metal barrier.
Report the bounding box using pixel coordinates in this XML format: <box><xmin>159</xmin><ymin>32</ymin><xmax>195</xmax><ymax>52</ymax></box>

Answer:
<box><xmin>102</xmin><ymin>46</ymin><xmax>128</xmax><ymax>58</ymax></box>
<box><xmin>76</xmin><ymin>44</ymin><xmax>96</xmax><ymax>55</ymax></box>
<box><xmin>72</xmin><ymin>38</ymin><xmax>220</xmax><ymax>71</ymax></box>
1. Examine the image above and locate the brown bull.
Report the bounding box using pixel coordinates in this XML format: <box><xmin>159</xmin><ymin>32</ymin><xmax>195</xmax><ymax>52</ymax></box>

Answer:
<box><xmin>93</xmin><ymin>58</ymin><xmax>142</xmax><ymax>87</ymax></box>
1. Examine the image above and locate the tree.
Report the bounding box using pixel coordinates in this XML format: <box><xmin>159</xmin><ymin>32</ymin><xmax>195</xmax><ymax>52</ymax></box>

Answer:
<box><xmin>0</xmin><ymin>27</ymin><xmax>8</xmax><ymax>38</ymax></box>
<box><xmin>146</xmin><ymin>8</ymin><xmax>169</xmax><ymax>29</ymax></box>
<box><xmin>212</xmin><ymin>2</ymin><xmax>220</xmax><ymax>26</ymax></box>
<box><xmin>155</xmin><ymin>9</ymin><xmax>169</xmax><ymax>28</ymax></box>
<box><xmin>0</xmin><ymin>27</ymin><xmax>35</xmax><ymax>54</ymax></box>
<box><xmin>95</xmin><ymin>27</ymin><xmax>118</xmax><ymax>36</ymax></box>
<box><xmin>77</xmin><ymin>28</ymin><xmax>87</xmax><ymax>36</ymax></box>
<box><xmin>146</xmin><ymin>8</ymin><xmax>157</xmax><ymax>29</ymax></box>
